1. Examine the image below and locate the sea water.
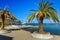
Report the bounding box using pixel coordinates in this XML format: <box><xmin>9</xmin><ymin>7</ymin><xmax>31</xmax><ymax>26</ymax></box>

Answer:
<box><xmin>19</xmin><ymin>23</ymin><xmax>60</xmax><ymax>35</ymax></box>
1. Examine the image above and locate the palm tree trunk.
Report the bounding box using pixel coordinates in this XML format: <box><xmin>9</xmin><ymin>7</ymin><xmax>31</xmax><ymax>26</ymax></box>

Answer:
<box><xmin>38</xmin><ymin>17</ymin><xmax>47</xmax><ymax>34</ymax></box>
<box><xmin>38</xmin><ymin>19</ymin><xmax>43</xmax><ymax>33</ymax></box>
<box><xmin>1</xmin><ymin>13</ymin><xmax>5</xmax><ymax>30</ymax></box>
<box><xmin>2</xmin><ymin>20</ymin><xmax>5</xmax><ymax>29</ymax></box>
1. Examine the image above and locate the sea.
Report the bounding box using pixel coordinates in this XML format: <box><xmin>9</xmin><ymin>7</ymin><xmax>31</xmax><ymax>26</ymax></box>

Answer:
<box><xmin>19</xmin><ymin>23</ymin><xmax>60</xmax><ymax>35</ymax></box>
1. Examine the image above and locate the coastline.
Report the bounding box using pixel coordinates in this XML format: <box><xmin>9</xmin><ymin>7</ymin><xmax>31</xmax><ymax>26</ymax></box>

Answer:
<box><xmin>0</xmin><ymin>29</ymin><xmax>60</xmax><ymax>40</ymax></box>
<box><xmin>5</xmin><ymin>25</ymin><xmax>38</xmax><ymax>30</ymax></box>
<box><xmin>0</xmin><ymin>25</ymin><xmax>59</xmax><ymax>40</ymax></box>
<box><xmin>0</xmin><ymin>25</ymin><xmax>60</xmax><ymax>40</ymax></box>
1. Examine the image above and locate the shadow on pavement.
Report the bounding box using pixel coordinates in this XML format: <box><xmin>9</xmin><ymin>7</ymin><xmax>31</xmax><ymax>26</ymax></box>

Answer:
<box><xmin>0</xmin><ymin>35</ymin><xmax>13</xmax><ymax>40</ymax></box>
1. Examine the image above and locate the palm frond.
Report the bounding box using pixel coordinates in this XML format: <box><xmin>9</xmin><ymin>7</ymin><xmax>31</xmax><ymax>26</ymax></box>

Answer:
<box><xmin>48</xmin><ymin>7</ymin><xmax>59</xmax><ymax>22</ymax></box>
<box><xmin>47</xmin><ymin>12</ymin><xmax>56</xmax><ymax>22</ymax></box>
<box><xmin>29</xmin><ymin>9</ymin><xmax>38</xmax><ymax>12</ymax></box>
<box><xmin>44</xmin><ymin>1</ymin><xmax>53</xmax><ymax>9</ymax></box>
<box><xmin>47</xmin><ymin>11</ymin><xmax>59</xmax><ymax>22</ymax></box>
<box><xmin>27</xmin><ymin>13</ymin><xmax>35</xmax><ymax>23</ymax></box>
<box><xmin>48</xmin><ymin>7</ymin><xmax>58</xmax><ymax>14</ymax></box>
<box><xmin>3</xmin><ymin>7</ymin><xmax>8</xmax><ymax>13</ymax></box>
<box><xmin>36</xmin><ymin>12</ymin><xmax>44</xmax><ymax>21</ymax></box>
<box><xmin>43</xmin><ymin>12</ymin><xmax>49</xmax><ymax>18</ymax></box>
<box><xmin>36</xmin><ymin>13</ymin><xmax>41</xmax><ymax>21</ymax></box>
<box><xmin>40</xmin><ymin>0</ymin><xmax>45</xmax><ymax>11</ymax></box>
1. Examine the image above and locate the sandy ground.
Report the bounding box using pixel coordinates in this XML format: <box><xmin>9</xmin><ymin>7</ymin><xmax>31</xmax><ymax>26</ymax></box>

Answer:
<box><xmin>0</xmin><ymin>25</ymin><xmax>60</xmax><ymax>40</ymax></box>
<box><xmin>0</xmin><ymin>29</ymin><xmax>60</xmax><ymax>40</ymax></box>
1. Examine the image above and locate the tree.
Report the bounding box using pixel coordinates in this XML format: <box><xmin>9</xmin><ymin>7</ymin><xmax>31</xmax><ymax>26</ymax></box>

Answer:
<box><xmin>0</xmin><ymin>7</ymin><xmax>14</xmax><ymax>30</ymax></box>
<box><xmin>12</xmin><ymin>16</ymin><xmax>17</xmax><ymax>20</ymax></box>
<box><xmin>1</xmin><ymin>8</ymin><xmax>7</xmax><ymax>30</ymax></box>
<box><xmin>27</xmin><ymin>0</ymin><xmax>59</xmax><ymax>34</ymax></box>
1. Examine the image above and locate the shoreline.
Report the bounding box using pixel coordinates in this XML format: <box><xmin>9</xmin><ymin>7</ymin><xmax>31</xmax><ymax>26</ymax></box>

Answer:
<box><xmin>5</xmin><ymin>25</ymin><xmax>38</xmax><ymax>30</ymax></box>
<box><xmin>0</xmin><ymin>29</ymin><xmax>60</xmax><ymax>40</ymax></box>
<box><xmin>0</xmin><ymin>25</ymin><xmax>59</xmax><ymax>40</ymax></box>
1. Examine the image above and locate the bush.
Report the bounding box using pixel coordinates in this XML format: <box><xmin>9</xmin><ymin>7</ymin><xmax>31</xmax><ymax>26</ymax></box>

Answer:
<box><xmin>5</xmin><ymin>21</ymin><xmax>12</xmax><ymax>26</ymax></box>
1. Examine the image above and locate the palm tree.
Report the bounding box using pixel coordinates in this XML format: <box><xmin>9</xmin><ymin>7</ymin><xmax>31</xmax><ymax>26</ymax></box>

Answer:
<box><xmin>1</xmin><ymin>7</ymin><xmax>8</xmax><ymax>30</ymax></box>
<box><xmin>27</xmin><ymin>0</ymin><xmax>59</xmax><ymax>34</ymax></box>
<box><xmin>1</xmin><ymin>7</ymin><xmax>14</xmax><ymax>30</ymax></box>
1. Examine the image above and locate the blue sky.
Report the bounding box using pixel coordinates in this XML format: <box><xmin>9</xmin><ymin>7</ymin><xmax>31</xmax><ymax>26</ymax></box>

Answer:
<box><xmin>0</xmin><ymin>0</ymin><xmax>60</xmax><ymax>23</ymax></box>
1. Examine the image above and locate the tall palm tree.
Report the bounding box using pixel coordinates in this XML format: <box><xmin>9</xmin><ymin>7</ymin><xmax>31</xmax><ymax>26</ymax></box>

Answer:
<box><xmin>1</xmin><ymin>7</ymin><xmax>14</xmax><ymax>30</ymax></box>
<box><xmin>1</xmin><ymin>7</ymin><xmax>8</xmax><ymax>30</ymax></box>
<box><xmin>27</xmin><ymin>0</ymin><xmax>59</xmax><ymax>34</ymax></box>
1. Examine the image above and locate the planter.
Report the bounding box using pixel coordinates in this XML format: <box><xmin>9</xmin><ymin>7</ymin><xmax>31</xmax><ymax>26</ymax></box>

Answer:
<box><xmin>0</xmin><ymin>30</ymin><xmax>7</xmax><ymax>34</ymax></box>
<box><xmin>31</xmin><ymin>32</ymin><xmax>53</xmax><ymax>40</ymax></box>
